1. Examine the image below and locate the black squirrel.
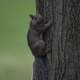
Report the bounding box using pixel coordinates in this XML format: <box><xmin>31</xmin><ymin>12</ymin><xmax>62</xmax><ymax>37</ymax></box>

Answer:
<box><xmin>27</xmin><ymin>14</ymin><xmax>52</xmax><ymax>80</ymax></box>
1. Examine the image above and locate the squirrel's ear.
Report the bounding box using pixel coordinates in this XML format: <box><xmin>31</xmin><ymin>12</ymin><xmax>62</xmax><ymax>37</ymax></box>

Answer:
<box><xmin>29</xmin><ymin>14</ymin><xmax>34</xmax><ymax>19</ymax></box>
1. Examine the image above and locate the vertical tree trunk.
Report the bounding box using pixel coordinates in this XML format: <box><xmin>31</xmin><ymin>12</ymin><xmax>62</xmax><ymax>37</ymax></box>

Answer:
<box><xmin>35</xmin><ymin>0</ymin><xmax>80</xmax><ymax>80</ymax></box>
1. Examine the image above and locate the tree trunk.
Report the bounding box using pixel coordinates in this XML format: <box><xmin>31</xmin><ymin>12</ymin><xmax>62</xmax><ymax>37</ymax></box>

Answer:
<box><xmin>35</xmin><ymin>0</ymin><xmax>80</xmax><ymax>80</ymax></box>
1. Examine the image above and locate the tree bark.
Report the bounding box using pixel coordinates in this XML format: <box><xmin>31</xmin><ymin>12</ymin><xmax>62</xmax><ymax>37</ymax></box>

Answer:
<box><xmin>35</xmin><ymin>0</ymin><xmax>80</xmax><ymax>80</ymax></box>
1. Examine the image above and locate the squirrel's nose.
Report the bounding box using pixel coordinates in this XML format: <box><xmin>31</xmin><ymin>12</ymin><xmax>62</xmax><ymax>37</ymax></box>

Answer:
<box><xmin>29</xmin><ymin>14</ymin><xmax>34</xmax><ymax>19</ymax></box>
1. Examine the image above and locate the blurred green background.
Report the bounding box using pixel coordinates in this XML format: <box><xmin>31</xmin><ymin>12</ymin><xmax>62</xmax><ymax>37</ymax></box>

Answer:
<box><xmin>0</xmin><ymin>0</ymin><xmax>35</xmax><ymax>80</ymax></box>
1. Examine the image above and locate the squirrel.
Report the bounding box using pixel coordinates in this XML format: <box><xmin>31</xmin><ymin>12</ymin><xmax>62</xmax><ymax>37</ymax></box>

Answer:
<box><xmin>27</xmin><ymin>14</ymin><xmax>52</xmax><ymax>80</ymax></box>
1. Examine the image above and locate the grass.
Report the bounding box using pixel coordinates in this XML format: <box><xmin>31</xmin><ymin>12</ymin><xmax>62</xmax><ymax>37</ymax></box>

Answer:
<box><xmin>0</xmin><ymin>0</ymin><xmax>35</xmax><ymax>80</ymax></box>
<box><xmin>0</xmin><ymin>53</ymin><xmax>34</xmax><ymax>80</ymax></box>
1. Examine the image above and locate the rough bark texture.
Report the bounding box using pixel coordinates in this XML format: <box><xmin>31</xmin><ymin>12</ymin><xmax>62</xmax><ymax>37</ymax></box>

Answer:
<box><xmin>34</xmin><ymin>0</ymin><xmax>80</xmax><ymax>80</ymax></box>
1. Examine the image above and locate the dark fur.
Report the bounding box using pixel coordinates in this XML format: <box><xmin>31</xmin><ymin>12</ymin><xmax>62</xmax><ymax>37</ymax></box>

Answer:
<box><xmin>27</xmin><ymin>14</ymin><xmax>52</xmax><ymax>80</ymax></box>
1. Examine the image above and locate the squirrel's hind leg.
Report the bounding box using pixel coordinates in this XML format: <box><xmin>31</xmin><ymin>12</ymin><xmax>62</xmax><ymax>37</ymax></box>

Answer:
<box><xmin>32</xmin><ymin>40</ymin><xmax>46</xmax><ymax>56</ymax></box>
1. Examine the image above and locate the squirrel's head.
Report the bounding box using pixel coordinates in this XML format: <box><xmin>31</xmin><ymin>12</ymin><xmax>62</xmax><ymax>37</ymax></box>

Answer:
<box><xmin>29</xmin><ymin>14</ymin><xmax>44</xmax><ymax>26</ymax></box>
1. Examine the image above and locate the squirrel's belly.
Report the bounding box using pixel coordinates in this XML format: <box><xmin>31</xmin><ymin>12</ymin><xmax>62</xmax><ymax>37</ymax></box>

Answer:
<box><xmin>29</xmin><ymin>32</ymin><xmax>41</xmax><ymax>45</ymax></box>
